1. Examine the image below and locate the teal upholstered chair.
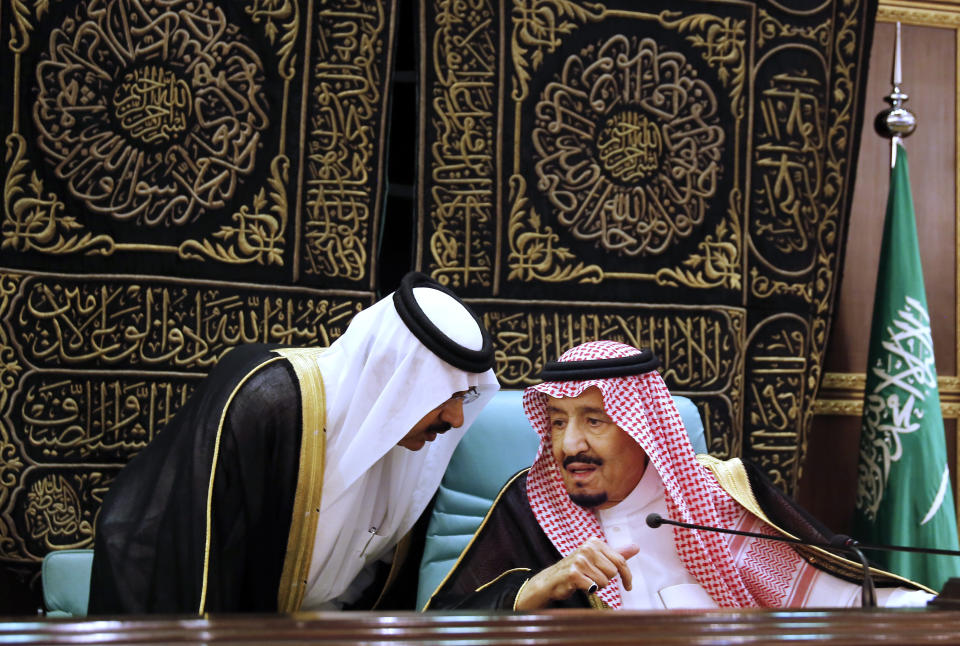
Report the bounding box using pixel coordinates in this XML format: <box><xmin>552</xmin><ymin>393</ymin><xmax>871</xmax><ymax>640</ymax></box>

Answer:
<box><xmin>416</xmin><ymin>389</ymin><xmax>706</xmax><ymax>609</ymax></box>
<box><xmin>42</xmin><ymin>548</ymin><xmax>94</xmax><ymax>617</ymax></box>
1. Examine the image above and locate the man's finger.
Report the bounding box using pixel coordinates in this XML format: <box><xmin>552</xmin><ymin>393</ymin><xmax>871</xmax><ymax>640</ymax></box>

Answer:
<box><xmin>596</xmin><ymin>541</ymin><xmax>636</xmax><ymax>588</ymax></box>
<box><xmin>576</xmin><ymin>549</ymin><xmax>626</xmax><ymax>594</ymax></box>
<box><xmin>575</xmin><ymin>569</ymin><xmax>601</xmax><ymax>595</ymax></box>
<box><xmin>615</xmin><ymin>544</ymin><xmax>639</xmax><ymax>591</ymax></box>
<box><xmin>576</xmin><ymin>539</ymin><xmax>637</xmax><ymax>592</ymax></box>
<box><xmin>575</xmin><ymin>556</ymin><xmax>612</xmax><ymax>591</ymax></box>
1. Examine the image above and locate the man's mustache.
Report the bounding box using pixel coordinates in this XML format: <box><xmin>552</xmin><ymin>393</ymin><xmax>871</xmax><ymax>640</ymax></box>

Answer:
<box><xmin>563</xmin><ymin>454</ymin><xmax>603</xmax><ymax>468</ymax></box>
<box><xmin>426</xmin><ymin>422</ymin><xmax>452</xmax><ymax>434</ymax></box>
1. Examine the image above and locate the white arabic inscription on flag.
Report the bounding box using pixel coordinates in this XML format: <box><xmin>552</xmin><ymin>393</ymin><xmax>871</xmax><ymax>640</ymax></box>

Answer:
<box><xmin>857</xmin><ymin>296</ymin><xmax>937</xmax><ymax>520</ymax></box>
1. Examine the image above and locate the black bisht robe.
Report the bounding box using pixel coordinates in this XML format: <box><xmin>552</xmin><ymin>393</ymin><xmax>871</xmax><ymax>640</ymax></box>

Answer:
<box><xmin>427</xmin><ymin>471</ymin><xmax>581</xmax><ymax>610</ymax></box>
<box><xmin>89</xmin><ymin>344</ymin><xmax>303</xmax><ymax>613</ymax></box>
<box><xmin>427</xmin><ymin>463</ymin><xmax>917</xmax><ymax>610</ymax></box>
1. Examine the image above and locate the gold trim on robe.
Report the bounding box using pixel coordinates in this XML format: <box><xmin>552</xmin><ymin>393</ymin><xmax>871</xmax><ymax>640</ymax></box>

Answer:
<box><xmin>697</xmin><ymin>455</ymin><xmax>936</xmax><ymax>595</ymax></box>
<box><xmin>199</xmin><ymin>355</ymin><xmax>288</xmax><ymax>614</ymax></box>
<box><xmin>476</xmin><ymin>568</ymin><xmax>533</xmax><ymax>593</ymax></box>
<box><xmin>422</xmin><ymin>469</ymin><xmax>531</xmax><ymax>610</ymax></box>
<box><xmin>372</xmin><ymin>534</ymin><xmax>413</xmax><ymax>610</ymax></box>
<box><xmin>274</xmin><ymin>347</ymin><xmax>328</xmax><ymax>613</ymax></box>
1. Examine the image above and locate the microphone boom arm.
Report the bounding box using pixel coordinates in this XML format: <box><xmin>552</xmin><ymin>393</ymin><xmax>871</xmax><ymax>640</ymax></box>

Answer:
<box><xmin>646</xmin><ymin>513</ymin><xmax>828</xmax><ymax>549</ymax></box>
<box><xmin>645</xmin><ymin>513</ymin><xmax>879</xmax><ymax>608</ymax></box>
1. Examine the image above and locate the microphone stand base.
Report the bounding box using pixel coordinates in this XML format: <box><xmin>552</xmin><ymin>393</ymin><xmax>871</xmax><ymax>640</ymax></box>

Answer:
<box><xmin>927</xmin><ymin>577</ymin><xmax>960</xmax><ymax>608</ymax></box>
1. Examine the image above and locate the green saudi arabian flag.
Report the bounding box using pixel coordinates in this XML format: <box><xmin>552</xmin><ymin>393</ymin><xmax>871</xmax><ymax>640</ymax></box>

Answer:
<box><xmin>853</xmin><ymin>143</ymin><xmax>960</xmax><ymax>592</ymax></box>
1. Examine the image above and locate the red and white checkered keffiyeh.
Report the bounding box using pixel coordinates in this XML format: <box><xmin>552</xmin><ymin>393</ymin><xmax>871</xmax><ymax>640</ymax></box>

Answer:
<box><xmin>525</xmin><ymin>340</ymin><xmax>811</xmax><ymax>609</ymax></box>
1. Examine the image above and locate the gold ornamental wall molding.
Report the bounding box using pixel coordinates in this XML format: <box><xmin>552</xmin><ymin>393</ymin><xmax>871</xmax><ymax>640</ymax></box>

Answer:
<box><xmin>877</xmin><ymin>1</ymin><xmax>960</xmax><ymax>27</ymax></box>
<box><xmin>817</xmin><ymin>373</ymin><xmax>960</xmax><ymax>417</ymax></box>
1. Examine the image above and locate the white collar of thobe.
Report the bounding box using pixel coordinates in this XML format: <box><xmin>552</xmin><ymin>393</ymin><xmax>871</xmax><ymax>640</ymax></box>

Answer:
<box><xmin>597</xmin><ymin>460</ymin><xmax>663</xmax><ymax>524</ymax></box>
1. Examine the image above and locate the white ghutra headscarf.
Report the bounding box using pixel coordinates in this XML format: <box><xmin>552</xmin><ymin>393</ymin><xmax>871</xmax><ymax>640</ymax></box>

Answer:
<box><xmin>302</xmin><ymin>274</ymin><xmax>499</xmax><ymax>608</ymax></box>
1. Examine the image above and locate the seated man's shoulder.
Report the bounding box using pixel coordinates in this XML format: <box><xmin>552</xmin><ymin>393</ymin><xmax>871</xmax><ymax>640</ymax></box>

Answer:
<box><xmin>480</xmin><ymin>468</ymin><xmax>527</xmax><ymax>505</ymax></box>
<box><xmin>486</xmin><ymin>468</ymin><xmax>537</xmax><ymax>522</ymax></box>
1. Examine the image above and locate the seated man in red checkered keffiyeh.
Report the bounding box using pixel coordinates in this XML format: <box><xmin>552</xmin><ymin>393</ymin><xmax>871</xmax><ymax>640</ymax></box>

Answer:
<box><xmin>426</xmin><ymin>340</ymin><xmax>933</xmax><ymax>610</ymax></box>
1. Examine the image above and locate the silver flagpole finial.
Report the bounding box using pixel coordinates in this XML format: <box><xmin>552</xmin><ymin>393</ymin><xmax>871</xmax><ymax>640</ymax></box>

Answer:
<box><xmin>875</xmin><ymin>22</ymin><xmax>916</xmax><ymax>167</ymax></box>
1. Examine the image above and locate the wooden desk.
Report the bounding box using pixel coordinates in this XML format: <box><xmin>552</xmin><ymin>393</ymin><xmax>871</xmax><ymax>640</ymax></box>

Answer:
<box><xmin>6</xmin><ymin>608</ymin><xmax>960</xmax><ymax>644</ymax></box>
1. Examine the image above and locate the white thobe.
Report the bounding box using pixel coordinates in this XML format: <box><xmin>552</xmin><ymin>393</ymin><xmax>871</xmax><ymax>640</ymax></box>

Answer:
<box><xmin>596</xmin><ymin>467</ymin><xmax>933</xmax><ymax>609</ymax></box>
<box><xmin>597</xmin><ymin>466</ymin><xmax>717</xmax><ymax>609</ymax></box>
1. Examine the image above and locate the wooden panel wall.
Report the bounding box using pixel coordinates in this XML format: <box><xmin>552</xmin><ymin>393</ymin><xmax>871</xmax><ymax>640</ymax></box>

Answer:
<box><xmin>800</xmin><ymin>3</ymin><xmax>960</xmax><ymax>533</ymax></box>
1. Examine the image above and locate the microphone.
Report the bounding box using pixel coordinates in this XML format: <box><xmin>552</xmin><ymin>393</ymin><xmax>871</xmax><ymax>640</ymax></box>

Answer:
<box><xmin>645</xmin><ymin>513</ymin><xmax>878</xmax><ymax>608</ymax></box>
<box><xmin>830</xmin><ymin>533</ymin><xmax>960</xmax><ymax>557</ymax></box>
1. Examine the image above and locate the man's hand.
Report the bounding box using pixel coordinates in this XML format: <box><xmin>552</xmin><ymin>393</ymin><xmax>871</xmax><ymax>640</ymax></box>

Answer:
<box><xmin>514</xmin><ymin>538</ymin><xmax>639</xmax><ymax>610</ymax></box>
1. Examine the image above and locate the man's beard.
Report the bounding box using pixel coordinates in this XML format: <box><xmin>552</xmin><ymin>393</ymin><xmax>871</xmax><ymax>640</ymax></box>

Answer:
<box><xmin>562</xmin><ymin>453</ymin><xmax>607</xmax><ymax>508</ymax></box>
<box><xmin>426</xmin><ymin>422</ymin><xmax>452</xmax><ymax>434</ymax></box>
<box><xmin>568</xmin><ymin>491</ymin><xmax>608</xmax><ymax>508</ymax></box>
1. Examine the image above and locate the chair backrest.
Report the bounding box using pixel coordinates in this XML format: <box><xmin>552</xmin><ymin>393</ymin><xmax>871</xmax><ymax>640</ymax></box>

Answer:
<box><xmin>416</xmin><ymin>389</ymin><xmax>705</xmax><ymax>609</ymax></box>
<box><xmin>42</xmin><ymin>548</ymin><xmax>94</xmax><ymax>617</ymax></box>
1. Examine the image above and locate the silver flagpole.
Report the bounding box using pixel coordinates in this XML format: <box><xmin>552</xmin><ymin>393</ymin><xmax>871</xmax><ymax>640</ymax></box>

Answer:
<box><xmin>875</xmin><ymin>22</ymin><xmax>916</xmax><ymax>167</ymax></box>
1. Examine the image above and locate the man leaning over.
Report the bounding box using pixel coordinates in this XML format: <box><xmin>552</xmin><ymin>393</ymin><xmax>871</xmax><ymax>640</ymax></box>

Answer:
<box><xmin>90</xmin><ymin>272</ymin><xmax>499</xmax><ymax>614</ymax></box>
